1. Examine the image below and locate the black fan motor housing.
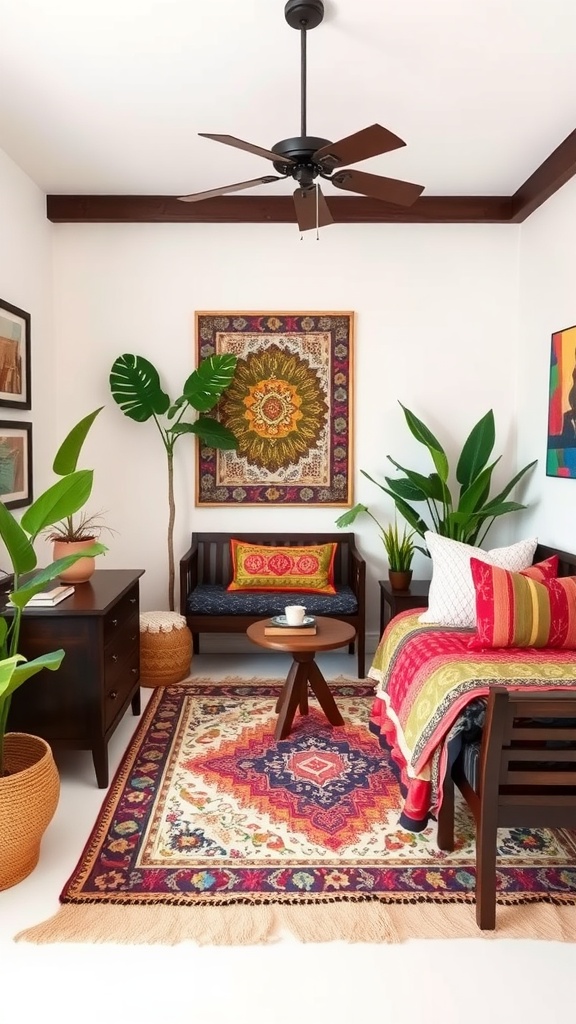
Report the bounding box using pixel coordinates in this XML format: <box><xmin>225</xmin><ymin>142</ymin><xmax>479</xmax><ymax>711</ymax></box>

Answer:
<box><xmin>272</xmin><ymin>135</ymin><xmax>332</xmax><ymax>181</ymax></box>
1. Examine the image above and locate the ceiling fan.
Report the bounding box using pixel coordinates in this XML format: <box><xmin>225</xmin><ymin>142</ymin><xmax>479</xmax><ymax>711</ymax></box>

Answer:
<box><xmin>178</xmin><ymin>0</ymin><xmax>424</xmax><ymax>232</ymax></box>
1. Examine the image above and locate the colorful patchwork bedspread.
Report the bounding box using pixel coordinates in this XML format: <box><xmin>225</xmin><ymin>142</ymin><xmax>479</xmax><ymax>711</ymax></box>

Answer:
<box><xmin>368</xmin><ymin>610</ymin><xmax>576</xmax><ymax>831</ymax></box>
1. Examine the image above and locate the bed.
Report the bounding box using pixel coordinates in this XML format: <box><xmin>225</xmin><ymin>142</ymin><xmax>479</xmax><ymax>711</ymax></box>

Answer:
<box><xmin>367</xmin><ymin>542</ymin><xmax>576</xmax><ymax>832</ymax></box>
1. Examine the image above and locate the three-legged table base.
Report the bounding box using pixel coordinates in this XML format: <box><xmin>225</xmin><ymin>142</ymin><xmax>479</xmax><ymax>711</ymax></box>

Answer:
<box><xmin>274</xmin><ymin>652</ymin><xmax>344</xmax><ymax>740</ymax></box>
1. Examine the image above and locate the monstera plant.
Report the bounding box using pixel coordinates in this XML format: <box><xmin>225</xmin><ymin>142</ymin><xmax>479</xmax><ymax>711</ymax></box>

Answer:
<box><xmin>362</xmin><ymin>404</ymin><xmax>537</xmax><ymax>555</ymax></box>
<box><xmin>109</xmin><ymin>353</ymin><xmax>238</xmax><ymax>611</ymax></box>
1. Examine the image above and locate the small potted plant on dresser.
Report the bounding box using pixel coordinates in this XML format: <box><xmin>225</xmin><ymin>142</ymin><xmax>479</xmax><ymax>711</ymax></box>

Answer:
<box><xmin>335</xmin><ymin>504</ymin><xmax>415</xmax><ymax>590</ymax></box>
<box><xmin>381</xmin><ymin>521</ymin><xmax>415</xmax><ymax>591</ymax></box>
<box><xmin>44</xmin><ymin>509</ymin><xmax>113</xmax><ymax>584</ymax></box>
<box><xmin>0</xmin><ymin>409</ymin><xmax>106</xmax><ymax>890</ymax></box>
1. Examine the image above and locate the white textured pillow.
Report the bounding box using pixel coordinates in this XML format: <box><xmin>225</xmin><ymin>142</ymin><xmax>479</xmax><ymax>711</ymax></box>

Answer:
<box><xmin>420</xmin><ymin>533</ymin><xmax>538</xmax><ymax>628</ymax></box>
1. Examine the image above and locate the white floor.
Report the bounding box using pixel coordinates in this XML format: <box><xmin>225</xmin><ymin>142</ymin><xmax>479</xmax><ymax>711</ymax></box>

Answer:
<box><xmin>2</xmin><ymin>653</ymin><xmax>575</xmax><ymax>1024</ymax></box>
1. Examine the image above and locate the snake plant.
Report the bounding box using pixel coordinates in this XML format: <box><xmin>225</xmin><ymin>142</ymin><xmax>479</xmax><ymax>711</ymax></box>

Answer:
<box><xmin>109</xmin><ymin>353</ymin><xmax>238</xmax><ymax>611</ymax></box>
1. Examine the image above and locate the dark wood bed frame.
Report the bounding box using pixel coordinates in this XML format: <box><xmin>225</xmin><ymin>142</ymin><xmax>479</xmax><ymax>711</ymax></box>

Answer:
<box><xmin>437</xmin><ymin>540</ymin><xmax>576</xmax><ymax>928</ymax></box>
<box><xmin>533</xmin><ymin>542</ymin><xmax>576</xmax><ymax>578</ymax></box>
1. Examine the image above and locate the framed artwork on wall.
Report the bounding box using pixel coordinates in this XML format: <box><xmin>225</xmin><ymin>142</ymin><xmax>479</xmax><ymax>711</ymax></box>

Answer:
<box><xmin>547</xmin><ymin>324</ymin><xmax>576</xmax><ymax>479</ymax></box>
<box><xmin>195</xmin><ymin>311</ymin><xmax>354</xmax><ymax>506</ymax></box>
<box><xmin>0</xmin><ymin>299</ymin><xmax>31</xmax><ymax>410</ymax></box>
<box><xmin>0</xmin><ymin>421</ymin><xmax>32</xmax><ymax>509</ymax></box>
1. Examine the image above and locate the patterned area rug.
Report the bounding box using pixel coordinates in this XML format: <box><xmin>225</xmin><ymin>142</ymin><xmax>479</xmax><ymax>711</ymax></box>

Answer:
<box><xmin>17</xmin><ymin>678</ymin><xmax>576</xmax><ymax>945</ymax></box>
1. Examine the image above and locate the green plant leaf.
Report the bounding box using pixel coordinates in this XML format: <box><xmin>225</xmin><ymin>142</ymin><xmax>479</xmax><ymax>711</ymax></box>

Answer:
<box><xmin>109</xmin><ymin>354</ymin><xmax>171</xmax><ymax>421</ymax></box>
<box><xmin>335</xmin><ymin>504</ymin><xmax>368</xmax><ymax>528</ymax></box>
<box><xmin>456</xmin><ymin>459</ymin><xmax>500</xmax><ymax>516</ymax></box>
<box><xmin>9</xmin><ymin>543</ymin><xmax>107</xmax><ymax>608</ymax></box>
<box><xmin>183</xmin><ymin>354</ymin><xmax>238</xmax><ymax>413</ymax></box>
<box><xmin>399</xmin><ymin>404</ymin><xmax>449</xmax><ymax>482</ymax></box>
<box><xmin>0</xmin><ymin>501</ymin><xmax>37</xmax><ymax>574</ymax></box>
<box><xmin>485</xmin><ymin>459</ymin><xmax>537</xmax><ymax>506</ymax></box>
<box><xmin>0</xmin><ymin>650</ymin><xmax>65</xmax><ymax>702</ymax></box>
<box><xmin>385</xmin><ymin>462</ymin><xmax>451</xmax><ymax>503</ymax></box>
<box><xmin>456</xmin><ymin>410</ymin><xmax>495</xmax><ymax>489</ymax></box>
<box><xmin>52</xmin><ymin>406</ymin><xmax>104</xmax><ymax>476</ymax></box>
<box><xmin>188</xmin><ymin>417</ymin><xmax>238</xmax><ymax>449</ymax></box>
<box><xmin>379</xmin><ymin>488</ymin><xmax>430</xmax><ymax>538</ymax></box>
<box><xmin>450</xmin><ymin>501</ymin><xmax>527</xmax><ymax>526</ymax></box>
<box><xmin>380</xmin><ymin>474</ymin><xmax>426</xmax><ymax>502</ymax></box>
<box><xmin>20</xmin><ymin>470</ymin><xmax>94</xmax><ymax>540</ymax></box>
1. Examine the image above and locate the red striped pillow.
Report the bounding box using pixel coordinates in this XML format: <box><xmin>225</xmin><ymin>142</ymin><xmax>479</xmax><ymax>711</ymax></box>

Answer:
<box><xmin>469</xmin><ymin>556</ymin><xmax>576</xmax><ymax>650</ymax></box>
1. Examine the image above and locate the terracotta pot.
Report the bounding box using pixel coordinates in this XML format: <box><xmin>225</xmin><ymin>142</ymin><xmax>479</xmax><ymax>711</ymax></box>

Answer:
<box><xmin>0</xmin><ymin>733</ymin><xmax>60</xmax><ymax>890</ymax></box>
<box><xmin>53</xmin><ymin>539</ymin><xmax>96</xmax><ymax>583</ymax></box>
<box><xmin>388</xmin><ymin>569</ymin><xmax>413</xmax><ymax>592</ymax></box>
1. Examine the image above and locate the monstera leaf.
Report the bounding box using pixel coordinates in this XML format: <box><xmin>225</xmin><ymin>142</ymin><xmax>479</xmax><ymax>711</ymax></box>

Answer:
<box><xmin>109</xmin><ymin>352</ymin><xmax>239</xmax><ymax>610</ymax></box>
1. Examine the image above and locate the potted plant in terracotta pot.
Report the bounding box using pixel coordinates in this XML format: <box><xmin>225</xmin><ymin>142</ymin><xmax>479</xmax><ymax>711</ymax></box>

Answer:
<box><xmin>336</xmin><ymin>503</ymin><xmax>415</xmax><ymax>590</ymax></box>
<box><xmin>44</xmin><ymin>509</ymin><xmax>113</xmax><ymax>584</ymax></box>
<box><xmin>40</xmin><ymin>407</ymin><xmax>109</xmax><ymax>584</ymax></box>
<box><xmin>381</xmin><ymin>521</ymin><xmax>415</xmax><ymax>590</ymax></box>
<box><xmin>0</xmin><ymin>409</ymin><xmax>107</xmax><ymax>890</ymax></box>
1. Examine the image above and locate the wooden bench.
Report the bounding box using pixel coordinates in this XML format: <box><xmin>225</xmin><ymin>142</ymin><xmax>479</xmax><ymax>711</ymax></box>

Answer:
<box><xmin>179</xmin><ymin>531</ymin><xmax>366</xmax><ymax>677</ymax></box>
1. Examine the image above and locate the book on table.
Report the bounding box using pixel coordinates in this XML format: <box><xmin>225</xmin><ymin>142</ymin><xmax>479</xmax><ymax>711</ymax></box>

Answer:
<box><xmin>264</xmin><ymin>626</ymin><xmax>317</xmax><ymax>636</ymax></box>
<box><xmin>11</xmin><ymin>584</ymin><xmax>76</xmax><ymax>608</ymax></box>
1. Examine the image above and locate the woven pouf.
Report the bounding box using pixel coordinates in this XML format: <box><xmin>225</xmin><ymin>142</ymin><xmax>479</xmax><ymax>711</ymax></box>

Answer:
<box><xmin>139</xmin><ymin>611</ymin><xmax>192</xmax><ymax>687</ymax></box>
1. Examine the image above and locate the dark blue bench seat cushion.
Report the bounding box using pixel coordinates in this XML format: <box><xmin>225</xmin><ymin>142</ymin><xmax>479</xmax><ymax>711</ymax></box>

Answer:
<box><xmin>186</xmin><ymin>583</ymin><xmax>358</xmax><ymax>618</ymax></box>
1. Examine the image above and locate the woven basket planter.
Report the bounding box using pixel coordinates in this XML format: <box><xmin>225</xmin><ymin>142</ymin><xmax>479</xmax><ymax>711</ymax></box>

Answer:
<box><xmin>139</xmin><ymin>611</ymin><xmax>193</xmax><ymax>687</ymax></box>
<box><xmin>0</xmin><ymin>733</ymin><xmax>60</xmax><ymax>891</ymax></box>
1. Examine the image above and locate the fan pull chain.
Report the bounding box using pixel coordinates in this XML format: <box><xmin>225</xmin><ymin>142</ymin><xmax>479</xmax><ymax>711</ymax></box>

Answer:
<box><xmin>316</xmin><ymin>183</ymin><xmax>320</xmax><ymax>240</ymax></box>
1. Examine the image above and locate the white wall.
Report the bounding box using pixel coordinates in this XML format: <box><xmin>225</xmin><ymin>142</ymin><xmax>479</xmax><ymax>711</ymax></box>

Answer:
<box><xmin>52</xmin><ymin>220</ymin><xmax>522</xmax><ymax>643</ymax></box>
<box><xmin>0</xmin><ymin>148</ymin><xmax>55</xmax><ymax>563</ymax></box>
<box><xmin>517</xmin><ymin>176</ymin><xmax>576</xmax><ymax>551</ymax></box>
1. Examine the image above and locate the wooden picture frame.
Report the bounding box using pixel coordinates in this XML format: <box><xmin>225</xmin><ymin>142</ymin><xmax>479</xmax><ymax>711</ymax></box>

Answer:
<box><xmin>0</xmin><ymin>298</ymin><xmax>31</xmax><ymax>409</ymax></box>
<box><xmin>0</xmin><ymin>420</ymin><xmax>33</xmax><ymax>509</ymax></box>
<box><xmin>195</xmin><ymin>310</ymin><xmax>354</xmax><ymax>507</ymax></box>
<box><xmin>547</xmin><ymin>323</ymin><xmax>576</xmax><ymax>478</ymax></box>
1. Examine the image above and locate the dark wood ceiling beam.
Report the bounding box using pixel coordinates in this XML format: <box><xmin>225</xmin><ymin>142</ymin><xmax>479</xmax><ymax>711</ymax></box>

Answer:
<box><xmin>510</xmin><ymin>128</ymin><xmax>576</xmax><ymax>222</ymax></box>
<box><xmin>46</xmin><ymin>193</ymin><xmax>512</xmax><ymax>224</ymax></box>
<box><xmin>45</xmin><ymin>127</ymin><xmax>576</xmax><ymax>225</ymax></box>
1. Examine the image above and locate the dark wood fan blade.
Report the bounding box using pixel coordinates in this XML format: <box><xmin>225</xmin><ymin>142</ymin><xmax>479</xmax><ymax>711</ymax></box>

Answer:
<box><xmin>331</xmin><ymin>169</ymin><xmax>424</xmax><ymax>206</ymax></box>
<box><xmin>313</xmin><ymin>124</ymin><xmax>406</xmax><ymax>170</ymax></box>
<box><xmin>178</xmin><ymin>175</ymin><xmax>282</xmax><ymax>202</ymax></box>
<box><xmin>293</xmin><ymin>186</ymin><xmax>335</xmax><ymax>232</ymax></box>
<box><xmin>198</xmin><ymin>133</ymin><xmax>295</xmax><ymax>166</ymax></box>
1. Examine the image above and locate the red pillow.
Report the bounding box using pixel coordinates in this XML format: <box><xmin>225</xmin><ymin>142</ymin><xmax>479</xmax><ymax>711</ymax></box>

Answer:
<box><xmin>469</xmin><ymin>555</ymin><xmax>576</xmax><ymax>650</ymax></box>
<box><xmin>522</xmin><ymin>555</ymin><xmax>559</xmax><ymax>581</ymax></box>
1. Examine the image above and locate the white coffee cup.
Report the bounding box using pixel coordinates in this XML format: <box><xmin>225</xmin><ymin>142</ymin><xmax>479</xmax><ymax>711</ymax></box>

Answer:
<box><xmin>285</xmin><ymin>604</ymin><xmax>306</xmax><ymax>626</ymax></box>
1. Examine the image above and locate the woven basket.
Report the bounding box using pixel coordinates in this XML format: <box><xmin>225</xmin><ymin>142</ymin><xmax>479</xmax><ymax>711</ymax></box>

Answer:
<box><xmin>0</xmin><ymin>733</ymin><xmax>60</xmax><ymax>891</ymax></box>
<box><xmin>140</xmin><ymin>611</ymin><xmax>193</xmax><ymax>687</ymax></box>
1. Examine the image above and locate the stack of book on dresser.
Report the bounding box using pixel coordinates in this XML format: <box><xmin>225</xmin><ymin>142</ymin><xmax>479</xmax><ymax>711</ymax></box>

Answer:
<box><xmin>13</xmin><ymin>584</ymin><xmax>75</xmax><ymax>608</ymax></box>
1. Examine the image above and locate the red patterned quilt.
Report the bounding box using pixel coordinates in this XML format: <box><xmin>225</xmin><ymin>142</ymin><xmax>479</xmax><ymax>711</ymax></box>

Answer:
<box><xmin>368</xmin><ymin>610</ymin><xmax>576</xmax><ymax>831</ymax></box>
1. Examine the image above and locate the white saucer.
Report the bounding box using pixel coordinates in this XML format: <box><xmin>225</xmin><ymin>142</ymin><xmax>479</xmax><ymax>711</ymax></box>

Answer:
<box><xmin>270</xmin><ymin>615</ymin><xmax>316</xmax><ymax>628</ymax></box>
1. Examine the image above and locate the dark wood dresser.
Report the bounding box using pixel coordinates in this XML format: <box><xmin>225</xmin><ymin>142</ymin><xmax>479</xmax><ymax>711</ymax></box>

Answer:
<box><xmin>6</xmin><ymin>569</ymin><xmax>144</xmax><ymax>788</ymax></box>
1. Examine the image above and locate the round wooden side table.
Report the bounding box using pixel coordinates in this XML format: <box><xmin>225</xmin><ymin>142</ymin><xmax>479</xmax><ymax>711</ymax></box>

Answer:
<box><xmin>246</xmin><ymin>616</ymin><xmax>356</xmax><ymax>741</ymax></box>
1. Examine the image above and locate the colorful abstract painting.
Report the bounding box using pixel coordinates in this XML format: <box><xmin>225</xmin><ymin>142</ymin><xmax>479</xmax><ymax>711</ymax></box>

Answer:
<box><xmin>547</xmin><ymin>324</ymin><xmax>576</xmax><ymax>478</ymax></box>
<box><xmin>195</xmin><ymin>312</ymin><xmax>353</xmax><ymax>506</ymax></box>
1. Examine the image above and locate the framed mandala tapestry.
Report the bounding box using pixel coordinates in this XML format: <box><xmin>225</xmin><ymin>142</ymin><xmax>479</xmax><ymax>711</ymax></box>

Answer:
<box><xmin>195</xmin><ymin>311</ymin><xmax>354</xmax><ymax>506</ymax></box>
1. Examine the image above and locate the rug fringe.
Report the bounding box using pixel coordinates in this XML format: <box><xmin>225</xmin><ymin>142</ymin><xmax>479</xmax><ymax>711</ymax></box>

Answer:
<box><xmin>15</xmin><ymin>901</ymin><xmax>576</xmax><ymax>946</ymax></box>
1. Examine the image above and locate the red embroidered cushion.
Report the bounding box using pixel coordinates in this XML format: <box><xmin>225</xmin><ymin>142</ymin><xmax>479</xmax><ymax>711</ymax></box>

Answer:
<box><xmin>227</xmin><ymin>540</ymin><xmax>337</xmax><ymax>594</ymax></box>
<box><xmin>522</xmin><ymin>555</ymin><xmax>559</xmax><ymax>581</ymax></box>
<box><xmin>469</xmin><ymin>556</ymin><xmax>576</xmax><ymax>650</ymax></box>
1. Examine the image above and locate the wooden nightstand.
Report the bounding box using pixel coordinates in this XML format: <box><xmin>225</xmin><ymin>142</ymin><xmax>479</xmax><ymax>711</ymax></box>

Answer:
<box><xmin>378</xmin><ymin>578</ymin><xmax>430</xmax><ymax>637</ymax></box>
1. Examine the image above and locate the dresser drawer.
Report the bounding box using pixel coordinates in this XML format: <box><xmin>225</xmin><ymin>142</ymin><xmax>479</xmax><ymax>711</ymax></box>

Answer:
<box><xmin>103</xmin><ymin>644</ymin><xmax>140</xmax><ymax>728</ymax></box>
<box><xmin>103</xmin><ymin>584</ymin><xmax>139</xmax><ymax>646</ymax></box>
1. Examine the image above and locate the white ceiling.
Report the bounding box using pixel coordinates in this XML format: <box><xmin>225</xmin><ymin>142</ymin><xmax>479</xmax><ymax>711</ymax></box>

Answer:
<box><xmin>1</xmin><ymin>0</ymin><xmax>576</xmax><ymax>200</ymax></box>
